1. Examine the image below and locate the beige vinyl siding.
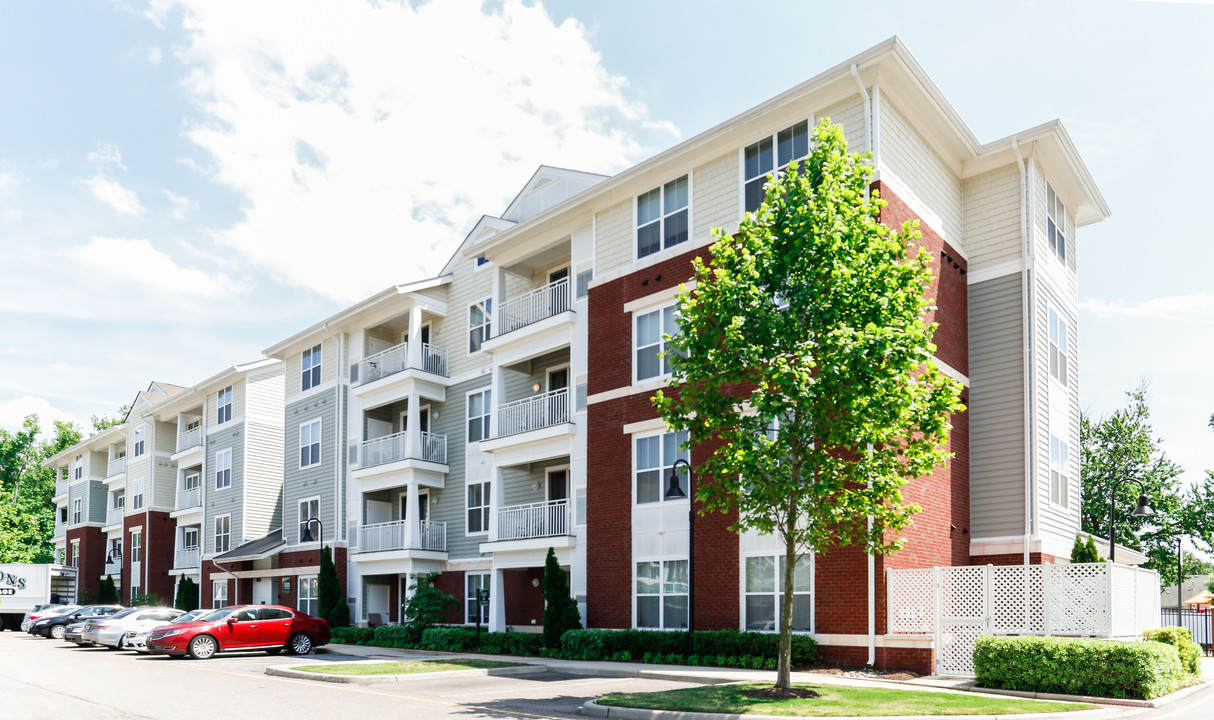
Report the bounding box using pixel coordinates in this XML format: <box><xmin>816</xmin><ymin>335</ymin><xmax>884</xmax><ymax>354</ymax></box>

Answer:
<box><xmin>691</xmin><ymin>153</ymin><xmax>738</xmax><ymax>242</ymax></box>
<box><xmin>429</xmin><ymin>375</ymin><xmax>490</xmax><ymax>560</ymax></box>
<box><xmin>879</xmin><ymin>99</ymin><xmax>963</xmax><ymax>244</ymax></box>
<box><xmin>442</xmin><ymin>253</ymin><xmax>493</xmax><ymax>380</ymax></box>
<box><xmin>86</xmin><ymin>449</ymin><xmax>106</xmax><ymax>480</ymax></box>
<box><xmin>246</xmin><ymin>368</ymin><xmax>285</xmax><ymax>425</ymax></box>
<box><xmin>962</xmin><ymin>164</ymin><xmax>1021</xmax><ymax>270</ymax></box>
<box><xmin>819</xmin><ymin>94</ymin><xmax>867</xmax><ymax>153</ymax></box>
<box><xmin>243</xmin><ymin>419</ymin><xmax>284</xmax><ymax>539</ymax></box>
<box><xmin>593</xmin><ymin>200</ymin><xmax>633</xmax><ymax>278</ymax></box>
<box><xmin>968</xmin><ymin>273</ymin><xmax>1027</xmax><ymax>539</ymax></box>
<box><xmin>283</xmin><ymin>337</ymin><xmax>339</xmax><ymax>403</ymax></box>
<box><xmin>209</xmin><ymin>380</ymin><xmax>246</xmax><ymax>430</ymax></box>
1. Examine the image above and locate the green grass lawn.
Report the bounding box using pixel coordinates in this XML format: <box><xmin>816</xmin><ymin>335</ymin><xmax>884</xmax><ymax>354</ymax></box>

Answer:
<box><xmin>597</xmin><ymin>682</ymin><xmax>1097</xmax><ymax>716</ymax></box>
<box><xmin>291</xmin><ymin>659</ymin><xmax>523</xmax><ymax>676</ymax></box>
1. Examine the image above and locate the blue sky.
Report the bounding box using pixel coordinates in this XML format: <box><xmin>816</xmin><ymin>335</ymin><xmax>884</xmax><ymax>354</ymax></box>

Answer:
<box><xmin>1</xmin><ymin>0</ymin><xmax>1211</xmax><ymax>494</ymax></box>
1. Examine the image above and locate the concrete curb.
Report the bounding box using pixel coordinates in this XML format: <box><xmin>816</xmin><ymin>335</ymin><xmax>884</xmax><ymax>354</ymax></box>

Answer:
<box><xmin>580</xmin><ymin>700</ymin><xmax>1122</xmax><ymax>720</ymax></box>
<box><xmin>266</xmin><ymin>661</ymin><xmax>544</xmax><ymax>684</ymax></box>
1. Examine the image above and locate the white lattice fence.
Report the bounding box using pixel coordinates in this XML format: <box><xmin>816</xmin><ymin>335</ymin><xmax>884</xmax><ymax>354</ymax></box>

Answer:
<box><xmin>887</xmin><ymin>568</ymin><xmax>934</xmax><ymax>634</ymax></box>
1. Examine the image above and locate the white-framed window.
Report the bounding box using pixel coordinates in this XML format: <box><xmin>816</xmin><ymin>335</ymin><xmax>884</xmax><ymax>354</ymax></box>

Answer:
<box><xmin>1048</xmin><ymin>308</ymin><xmax>1068</xmax><ymax>386</ymax></box>
<box><xmin>635</xmin><ymin>559</ymin><xmax>688</xmax><ymax>629</ymax></box>
<box><xmin>131</xmin><ymin>530</ymin><xmax>142</xmax><ymax>563</ymax></box>
<box><xmin>215</xmin><ymin>449</ymin><xmax>232</xmax><ymax>489</ymax></box>
<box><xmin>182</xmin><ymin>527</ymin><xmax>199</xmax><ymax>552</ymax></box>
<box><xmin>744</xmin><ymin>554</ymin><xmax>812</xmax><ymax>632</ymax></box>
<box><xmin>744</xmin><ymin>119</ymin><xmax>809</xmax><ymax>213</ymax></box>
<box><xmin>133</xmin><ymin>425</ymin><xmax>145</xmax><ymax>457</ymax></box>
<box><xmin>298</xmin><ymin>497</ymin><xmax>320</xmax><ymax>543</ymax></box>
<box><xmin>185</xmin><ymin>471</ymin><xmax>200</xmax><ymax>492</ymax></box>
<box><xmin>132</xmin><ymin>477</ymin><xmax>144</xmax><ymax>509</ymax></box>
<box><xmin>1050</xmin><ymin>434</ymin><xmax>1070</xmax><ymax>508</ymax></box>
<box><xmin>636</xmin><ymin>174</ymin><xmax>689</xmax><ymax>259</ymax></box>
<box><xmin>468</xmin><ymin>298</ymin><xmax>492</xmax><ymax>353</ymax></box>
<box><xmin>213</xmin><ymin>580</ymin><xmax>228</xmax><ymax>609</ymax></box>
<box><xmin>1046</xmin><ymin>182</ymin><xmax>1067</xmax><ymax>264</ymax></box>
<box><xmin>107</xmin><ymin>537</ymin><xmax>122</xmax><ymax>562</ymax></box>
<box><xmin>114</xmin><ymin>491</ymin><xmax>124</xmax><ymax>510</ymax></box>
<box><xmin>634</xmin><ymin>430</ymin><xmax>689</xmax><ymax>504</ymax></box>
<box><xmin>214</xmin><ymin>515</ymin><xmax>231</xmax><ymax>554</ymax></box>
<box><xmin>72</xmin><ymin>498</ymin><xmax>82</xmax><ymax>524</ymax></box>
<box><xmin>217</xmin><ymin>386</ymin><xmax>233</xmax><ymax>424</ymax></box>
<box><xmin>130</xmin><ymin>585</ymin><xmax>141</xmax><ymax>601</ymax></box>
<box><xmin>301</xmin><ymin>344</ymin><xmax>322</xmax><ymax>392</ymax></box>
<box><xmin>299</xmin><ymin>419</ymin><xmax>322</xmax><ymax>468</ymax></box>
<box><xmin>59</xmin><ymin>506</ymin><xmax>67</xmax><ymax>524</ymax></box>
<box><xmin>466</xmin><ymin>573</ymin><xmax>490</xmax><ymax>625</ymax></box>
<box><xmin>73</xmin><ymin>455</ymin><xmax>83</xmax><ymax>480</ymax></box>
<box><xmin>298</xmin><ymin>576</ymin><xmax>318</xmax><ymax>616</ymax></box>
<box><xmin>634</xmin><ymin>304</ymin><xmax>680</xmax><ymax>382</ymax></box>
<box><xmin>466</xmin><ymin>389</ymin><xmax>492</xmax><ymax>443</ymax></box>
<box><xmin>475</xmin><ymin>256</ymin><xmax>491</xmax><ymax>268</ymax></box>
<box><xmin>70</xmin><ymin>542</ymin><xmax>80</xmax><ymax>568</ymax></box>
<box><xmin>466</xmin><ymin>480</ymin><xmax>490</xmax><ymax>534</ymax></box>
<box><xmin>184</xmin><ymin>418</ymin><xmax>201</xmax><ymax>433</ymax></box>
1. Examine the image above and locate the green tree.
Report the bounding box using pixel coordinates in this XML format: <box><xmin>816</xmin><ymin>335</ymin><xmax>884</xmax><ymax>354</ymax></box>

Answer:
<box><xmin>97</xmin><ymin>574</ymin><xmax>118</xmax><ymax>604</ymax></box>
<box><xmin>542</xmin><ymin>547</ymin><xmax>582</xmax><ymax>647</ymax></box>
<box><xmin>654</xmin><ymin>120</ymin><xmax>963</xmax><ymax>690</ymax></box>
<box><xmin>175</xmin><ymin>576</ymin><xmax>199</xmax><ymax>610</ymax></box>
<box><xmin>401</xmin><ymin>571</ymin><xmax>458</xmax><ymax>643</ymax></box>
<box><xmin>317</xmin><ymin>545</ymin><xmax>350</xmax><ymax>627</ymax></box>
<box><xmin>1070</xmin><ymin>534</ymin><xmax>1099</xmax><ymax>563</ymax></box>
<box><xmin>0</xmin><ymin>416</ymin><xmax>82</xmax><ymax>562</ymax></box>
<box><xmin>91</xmin><ymin>405</ymin><xmax>129</xmax><ymax>433</ymax></box>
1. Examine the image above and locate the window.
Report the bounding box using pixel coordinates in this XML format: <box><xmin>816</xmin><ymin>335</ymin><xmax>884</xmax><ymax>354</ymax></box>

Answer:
<box><xmin>299</xmin><ymin>419</ymin><xmax>322</xmax><ymax>468</ymax></box>
<box><xmin>215</xmin><ymin>449</ymin><xmax>232</xmax><ymax>489</ymax></box>
<box><xmin>1049</xmin><ymin>308</ymin><xmax>1068</xmax><ymax>386</ymax></box>
<box><xmin>636</xmin><ymin>175</ymin><xmax>689</xmax><ymax>258</ymax></box>
<box><xmin>467</xmin><ymin>389</ymin><xmax>492</xmax><ymax>442</ymax></box>
<box><xmin>185</xmin><ymin>472</ymin><xmax>199</xmax><ymax>492</ymax></box>
<box><xmin>217</xmin><ymin>386</ymin><xmax>232</xmax><ymax>424</ymax></box>
<box><xmin>107</xmin><ymin>538</ymin><xmax>121</xmax><ymax>562</ymax></box>
<box><xmin>185</xmin><ymin>418</ymin><xmax>201</xmax><ymax>433</ymax></box>
<box><xmin>72</xmin><ymin>498</ymin><xmax>82</xmax><ymax>524</ymax></box>
<box><xmin>466</xmin><ymin>573</ymin><xmax>490</xmax><ymax>625</ymax></box>
<box><xmin>131</xmin><ymin>530</ymin><xmax>142</xmax><ymax>563</ymax></box>
<box><xmin>466</xmin><ymin>480</ymin><xmax>490</xmax><ymax>534</ymax></box>
<box><xmin>73</xmin><ymin>455</ymin><xmax>82</xmax><ymax>480</ymax></box>
<box><xmin>301</xmin><ymin>344</ymin><xmax>322</xmax><ymax>392</ymax></box>
<box><xmin>1046</xmin><ymin>182</ymin><xmax>1067</xmax><ymax>263</ymax></box>
<box><xmin>1051</xmin><ymin>435</ymin><xmax>1070</xmax><ymax>508</ymax></box>
<box><xmin>215</xmin><ymin>515</ymin><xmax>230</xmax><ymax>554</ymax></box>
<box><xmin>298</xmin><ymin>576</ymin><xmax>318</xmax><ymax>616</ymax></box>
<box><xmin>182</xmin><ymin>527</ymin><xmax>198</xmax><ymax>551</ymax></box>
<box><xmin>114</xmin><ymin>492</ymin><xmax>124</xmax><ymax>510</ymax></box>
<box><xmin>213</xmin><ymin>580</ymin><xmax>228</xmax><ymax>609</ymax></box>
<box><xmin>635</xmin><ymin>305</ymin><xmax>680</xmax><ymax>382</ymax></box>
<box><xmin>635</xmin><ymin>559</ymin><xmax>688</xmax><ymax>629</ymax></box>
<box><xmin>59</xmin><ymin>507</ymin><xmax>67</xmax><ymax>524</ymax></box>
<box><xmin>298</xmin><ymin>497</ymin><xmax>320</xmax><ymax>543</ymax></box>
<box><xmin>476</xmin><ymin>256</ymin><xmax>490</xmax><ymax>267</ymax></box>
<box><xmin>133</xmin><ymin>425</ymin><xmax>145</xmax><ymax>457</ymax></box>
<box><xmin>130</xmin><ymin>586</ymin><xmax>141</xmax><ymax>601</ymax></box>
<box><xmin>635</xmin><ymin>430</ymin><xmax>689</xmax><ymax>504</ymax></box>
<box><xmin>744</xmin><ymin>554</ymin><xmax>812</xmax><ymax>632</ymax></box>
<box><xmin>744</xmin><ymin>120</ymin><xmax>809</xmax><ymax>213</ymax></box>
<box><xmin>132</xmin><ymin>478</ymin><xmax>144</xmax><ymax>509</ymax></box>
<box><xmin>468</xmin><ymin>299</ymin><xmax>492</xmax><ymax>353</ymax></box>
<box><xmin>70</xmin><ymin>542</ymin><xmax>80</xmax><ymax>568</ymax></box>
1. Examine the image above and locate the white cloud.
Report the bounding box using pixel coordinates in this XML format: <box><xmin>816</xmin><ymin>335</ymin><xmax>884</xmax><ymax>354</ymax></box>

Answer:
<box><xmin>84</xmin><ymin>175</ymin><xmax>145</xmax><ymax>216</ymax></box>
<box><xmin>1080</xmin><ymin>293</ymin><xmax>1214</xmax><ymax>324</ymax></box>
<box><xmin>146</xmin><ymin>46</ymin><xmax>163</xmax><ymax>65</ymax></box>
<box><xmin>65</xmin><ymin>236</ymin><xmax>241</xmax><ymax>299</ymax></box>
<box><xmin>163</xmin><ymin>0</ymin><xmax>676</xmax><ymax>303</ymax></box>
<box><xmin>0</xmin><ymin>170</ymin><xmax>19</xmax><ymax>195</ymax></box>
<box><xmin>163</xmin><ymin>189</ymin><xmax>196</xmax><ymax>219</ymax></box>
<box><xmin>87</xmin><ymin>142</ymin><xmax>127</xmax><ymax>170</ymax></box>
<box><xmin>0</xmin><ymin>396</ymin><xmax>79</xmax><ymax>436</ymax></box>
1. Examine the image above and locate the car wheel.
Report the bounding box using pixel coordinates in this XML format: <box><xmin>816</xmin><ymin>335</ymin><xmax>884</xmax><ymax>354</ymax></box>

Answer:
<box><xmin>50</xmin><ymin>625</ymin><xmax>66</xmax><ymax>640</ymax></box>
<box><xmin>187</xmin><ymin>635</ymin><xmax>218</xmax><ymax>660</ymax></box>
<box><xmin>289</xmin><ymin>633</ymin><xmax>313</xmax><ymax>655</ymax></box>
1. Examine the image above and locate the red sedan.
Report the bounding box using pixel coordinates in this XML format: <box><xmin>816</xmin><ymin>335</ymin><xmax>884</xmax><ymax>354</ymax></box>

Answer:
<box><xmin>146</xmin><ymin>605</ymin><xmax>329</xmax><ymax>659</ymax></box>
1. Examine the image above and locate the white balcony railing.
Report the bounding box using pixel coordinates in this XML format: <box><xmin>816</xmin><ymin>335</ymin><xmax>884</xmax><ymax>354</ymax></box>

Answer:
<box><xmin>496</xmin><ymin>499</ymin><xmax>571</xmax><ymax>541</ymax></box>
<box><xmin>496</xmin><ymin>388</ymin><xmax>570</xmax><ymax>437</ymax></box>
<box><xmin>176</xmin><ymin>487</ymin><xmax>201</xmax><ymax>511</ymax></box>
<box><xmin>357</xmin><ymin>519</ymin><xmax>446</xmax><ymax>553</ymax></box>
<box><xmin>104</xmin><ymin>560</ymin><xmax>121</xmax><ymax>575</ymax></box>
<box><xmin>498</xmin><ymin>277</ymin><xmax>571</xmax><ymax>335</ymax></box>
<box><xmin>55</xmin><ymin>478</ymin><xmax>68</xmax><ymax>497</ymax></box>
<box><xmin>106</xmin><ymin>506</ymin><xmax>124</xmax><ymax>527</ymax></box>
<box><xmin>357</xmin><ymin>431</ymin><xmax>447</xmax><ymax>468</ymax></box>
<box><xmin>107</xmin><ymin>457</ymin><xmax>126</xmax><ymax>477</ymax></box>
<box><xmin>177</xmin><ymin>427</ymin><xmax>203</xmax><ymax>453</ymax></box>
<box><xmin>174</xmin><ymin>547</ymin><xmax>200</xmax><ymax>569</ymax></box>
<box><xmin>357</xmin><ymin>341</ymin><xmax>450</xmax><ymax>386</ymax></box>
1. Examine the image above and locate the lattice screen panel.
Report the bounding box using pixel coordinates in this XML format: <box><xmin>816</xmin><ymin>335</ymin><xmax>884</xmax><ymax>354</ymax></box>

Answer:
<box><xmin>887</xmin><ymin>568</ymin><xmax>934</xmax><ymax>634</ymax></box>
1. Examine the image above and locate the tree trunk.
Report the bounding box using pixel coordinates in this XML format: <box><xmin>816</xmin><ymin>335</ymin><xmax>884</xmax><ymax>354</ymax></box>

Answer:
<box><xmin>776</xmin><ymin>458</ymin><xmax>801</xmax><ymax>690</ymax></box>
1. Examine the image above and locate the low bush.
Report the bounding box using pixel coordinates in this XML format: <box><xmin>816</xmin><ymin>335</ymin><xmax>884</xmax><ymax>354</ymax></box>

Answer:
<box><xmin>1143</xmin><ymin>627</ymin><xmax>1202</xmax><ymax>676</ymax></box>
<box><xmin>973</xmin><ymin>635</ymin><xmax>1187</xmax><ymax>700</ymax></box>
<box><xmin>330</xmin><ymin>626</ymin><xmax>374</xmax><ymax>645</ymax></box>
<box><xmin>421</xmin><ymin>627</ymin><xmax>543</xmax><ymax>656</ymax></box>
<box><xmin>371</xmin><ymin>625</ymin><xmax>416</xmax><ymax>648</ymax></box>
<box><xmin>559</xmin><ymin>629</ymin><xmax>819</xmax><ymax>668</ymax></box>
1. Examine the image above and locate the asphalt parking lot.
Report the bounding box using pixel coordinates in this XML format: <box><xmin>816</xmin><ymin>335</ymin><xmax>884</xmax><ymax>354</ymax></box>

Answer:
<box><xmin>0</xmin><ymin>630</ymin><xmax>698</xmax><ymax>720</ymax></box>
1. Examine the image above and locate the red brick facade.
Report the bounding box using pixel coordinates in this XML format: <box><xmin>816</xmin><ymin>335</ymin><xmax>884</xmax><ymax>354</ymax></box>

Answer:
<box><xmin>122</xmin><ymin>510</ymin><xmax>175</xmax><ymax>602</ymax></box>
<box><xmin>199</xmin><ymin>546</ymin><xmax>347</xmax><ymax>613</ymax></box>
<box><xmin>65</xmin><ymin>526</ymin><xmax>106</xmax><ymax>603</ymax></box>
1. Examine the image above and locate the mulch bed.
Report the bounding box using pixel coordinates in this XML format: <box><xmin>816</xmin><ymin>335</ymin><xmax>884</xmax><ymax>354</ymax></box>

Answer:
<box><xmin>743</xmin><ymin>687</ymin><xmax>822</xmax><ymax>700</ymax></box>
<box><xmin>797</xmin><ymin>665</ymin><xmax>922</xmax><ymax>682</ymax></box>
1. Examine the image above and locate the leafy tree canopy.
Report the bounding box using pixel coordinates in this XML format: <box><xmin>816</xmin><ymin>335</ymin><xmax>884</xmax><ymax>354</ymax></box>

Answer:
<box><xmin>0</xmin><ymin>415</ymin><xmax>82</xmax><ymax>562</ymax></box>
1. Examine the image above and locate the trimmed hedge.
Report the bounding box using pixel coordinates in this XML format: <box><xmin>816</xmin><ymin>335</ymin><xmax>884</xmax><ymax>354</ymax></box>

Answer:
<box><xmin>559</xmin><ymin>629</ymin><xmax>820</xmax><ymax>667</ymax></box>
<box><xmin>973</xmin><ymin>635</ymin><xmax>1188</xmax><ymax>700</ymax></box>
<box><xmin>330</xmin><ymin>626</ymin><xmax>375</xmax><ymax>645</ymax></box>
<box><xmin>1143</xmin><ymin>627</ymin><xmax>1202</xmax><ymax>676</ymax></box>
<box><xmin>421</xmin><ymin>627</ymin><xmax>543</xmax><ymax>655</ymax></box>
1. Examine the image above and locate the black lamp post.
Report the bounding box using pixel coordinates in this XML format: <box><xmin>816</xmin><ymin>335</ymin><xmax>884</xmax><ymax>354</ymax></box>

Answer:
<box><xmin>665</xmin><ymin>458</ymin><xmax>693</xmax><ymax>659</ymax></box>
<box><xmin>301</xmin><ymin>516</ymin><xmax>325</xmax><ymax>549</ymax></box>
<box><xmin>1108</xmin><ymin>478</ymin><xmax>1154</xmax><ymax>563</ymax></box>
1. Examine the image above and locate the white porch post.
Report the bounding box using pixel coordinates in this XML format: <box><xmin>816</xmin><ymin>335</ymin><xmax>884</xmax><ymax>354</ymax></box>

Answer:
<box><xmin>489</xmin><ymin>366</ymin><xmax>504</xmax><ymax>440</ymax></box>
<box><xmin>489</xmin><ymin>567</ymin><xmax>506</xmax><ymax>633</ymax></box>
<box><xmin>406</xmin><ymin>305</ymin><xmax>424</xmax><ymax>370</ymax></box>
<box><xmin>488</xmin><ymin>465</ymin><xmax>504</xmax><ymax>542</ymax></box>
<box><xmin>491</xmin><ymin>266</ymin><xmax>507</xmax><ymax>339</ymax></box>
<box><xmin>405</xmin><ymin>393</ymin><xmax>421</xmax><ymax>461</ymax></box>
<box><xmin>404</xmin><ymin>483</ymin><xmax>419</xmax><ymax>550</ymax></box>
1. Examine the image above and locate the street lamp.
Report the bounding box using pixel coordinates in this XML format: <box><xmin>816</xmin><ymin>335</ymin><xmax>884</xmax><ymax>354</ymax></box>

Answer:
<box><xmin>300</xmin><ymin>516</ymin><xmax>325</xmax><ymax>548</ymax></box>
<box><xmin>665</xmin><ymin>458</ymin><xmax>693</xmax><ymax>659</ymax></box>
<box><xmin>1108</xmin><ymin>478</ymin><xmax>1154</xmax><ymax>563</ymax></box>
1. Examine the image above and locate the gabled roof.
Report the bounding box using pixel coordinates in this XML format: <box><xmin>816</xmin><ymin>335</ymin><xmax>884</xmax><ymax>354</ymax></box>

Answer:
<box><xmin>500</xmin><ymin>165</ymin><xmax>609</xmax><ymax>223</ymax></box>
<box><xmin>214</xmin><ymin>528</ymin><xmax>285</xmax><ymax>563</ymax></box>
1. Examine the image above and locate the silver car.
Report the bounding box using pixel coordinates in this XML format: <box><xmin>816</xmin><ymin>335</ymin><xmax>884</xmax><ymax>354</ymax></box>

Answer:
<box><xmin>127</xmin><ymin>609</ymin><xmax>204</xmax><ymax>653</ymax></box>
<box><xmin>84</xmin><ymin>607</ymin><xmax>184</xmax><ymax>649</ymax></box>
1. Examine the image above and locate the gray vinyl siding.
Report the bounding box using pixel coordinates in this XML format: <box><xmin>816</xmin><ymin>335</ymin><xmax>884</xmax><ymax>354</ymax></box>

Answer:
<box><xmin>283</xmin><ymin>386</ymin><xmax>339</xmax><ymax>545</ymax></box>
<box><xmin>968</xmin><ymin>273</ymin><xmax>1027</xmax><ymax>539</ymax></box>
<box><xmin>502</xmin><ymin>459</ymin><xmax>566</xmax><ymax>507</ymax></box>
<box><xmin>431</xmin><ymin>375</ymin><xmax>490</xmax><ymax>560</ymax></box>
<box><xmin>501</xmin><ymin>348</ymin><xmax>570</xmax><ymax>404</ymax></box>
<box><xmin>1034</xmin><ymin>280</ymin><xmax>1081</xmax><ymax>541</ymax></box>
<box><xmin>68</xmin><ymin>481</ymin><xmax>88</xmax><ymax>525</ymax></box>
<box><xmin>205</xmin><ymin>424</ymin><xmax>245</xmax><ymax>553</ymax></box>
<box><xmin>87</xmin><ymin>481</ymin><xmax>107</xmax><ymax>524</ymax></box>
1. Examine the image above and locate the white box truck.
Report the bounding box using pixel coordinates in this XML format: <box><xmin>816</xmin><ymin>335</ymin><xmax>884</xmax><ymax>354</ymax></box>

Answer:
<box><xmin>0</xmin><ymin>564</ymin><xmax>78</xmax><ymax>631</ymax></box>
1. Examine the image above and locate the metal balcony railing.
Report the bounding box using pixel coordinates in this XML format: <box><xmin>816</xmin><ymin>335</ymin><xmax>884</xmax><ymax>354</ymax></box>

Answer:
<box><xmin>107</xmin><ymin>457</ymin><xmax>126</xmax><ymax>477</ymax></box>
<box><xmin>495</xmin><ymin>499</ymin><xmax>571</xmax><ymax>541</ymax></box>
<box><xmin>420</xmin><ymin>342</ymin><xmax>448</xmax><ymax>376</ymax></box>
<box><xmin>177</xmin><ymin>487</ymin><xmax>201</xmax><ymax>511</ymax></box>
<box><xmin>357</xmin><ymin>341</ymin><xmax>450</xmax><ymax>386</ymax></box>
<box><xmin>496</xmin><ymin>388</ymin><xmax>570</xmax><ymax>437</ymax></box>
<box><xmin>357</xmin><ymin>519</ymin><xmax>446</xmax><ymax>553</ymax></box>
<box><xmin>174</xmin><ymin>547</ymin><xmax>200</xmax><ymax>569</ymax></box>
<box><xmin>106</xmin><ymin>506</ymin><xmax>124</xmax><ymax>527</ymax></box>
<box><xmin>177</xmin><ymin>427</ymin><xmax>203</xmax><ymax>453</ymax></box>
<box><xmin>498</xmin><ymin>277</ymin><xmax>571</xmax><ymax>335</ymax></box>
<box><xmin>357</xmin><ymin>431</ymin><xmax>447</xmax><ymax>467</ymax></box>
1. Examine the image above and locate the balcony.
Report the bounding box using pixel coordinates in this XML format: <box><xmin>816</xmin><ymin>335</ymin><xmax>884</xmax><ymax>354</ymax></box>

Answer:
<box><xmin>105</xmin><ymin>507</ymin><xmax>124</xmax><ymax>528</ymax></box>
<box><xmin>357</xmin><ymin>520</ymin><xmax>446</xmax><ymax>553</ymax></box>
<box><xmin>54</xmin><ymin>478</ymin><xmax>68</xmax><ymax>498</ymax></box>
<box><xmin>357</xmin><ymin>341</ymin><xmax>449</xmax><ymax>386</ymax></box>
<box><xmin>104</xmin><ymin>560</ymin><xmax>121</xmax><ymax>575</ymax></box>
<box><xmin>499</xmin><ymin>277</ymin><xmax>570</xmax><ymax>335</ymax></box>
<box><xmin>497</xmin><ymin>388</ymin><xmax>570</xmax><ymax>437</ymax></box>
<box><xmin>357</xmin><ymin>431</ymin><xmax>447</xmax><ymax>468</ymax></box>
<box><xmin>177</xmin><ymin>427</ymin><xmax>203</xmax><ymax>453</ymax></box>
<box><xmin>174</xmin><ymin>547</ymin><xmax>200</xmax><ymax>569</ymax></box>
<box><xmin>481</xmin><ymin>278</ymin><xmax>575</xmax><ymax>364</ymax></box>
<box><xmin>107</xmin><ymin>457</ymin><xmax>126</xmax><ymax>477</ymax></box>
<box><xmin>495</xmin><ymin>499</ymin><xmax>571</xmax><ymax>542</ymax></box>
<box><xmin>176</xmin><ymin>487</ymin><xmax>202</xmax><ymax>511</ymax></box>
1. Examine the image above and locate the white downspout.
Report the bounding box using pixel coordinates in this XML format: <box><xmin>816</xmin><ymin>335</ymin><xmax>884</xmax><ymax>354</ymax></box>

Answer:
<box><xmin>1012</xmin><ymin>139</ymin><xmax>1032</xmax><ymax>567</ymax></box>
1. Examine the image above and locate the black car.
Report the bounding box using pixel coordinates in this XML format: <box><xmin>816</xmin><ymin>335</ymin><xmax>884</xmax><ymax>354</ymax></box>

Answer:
<box><xmin>34</xmin><ymin>605</ymin><xmax>124</xmax><ymax>640</ymax></box>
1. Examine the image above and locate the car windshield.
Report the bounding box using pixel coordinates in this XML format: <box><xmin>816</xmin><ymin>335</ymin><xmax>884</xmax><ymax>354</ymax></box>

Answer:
<box><xmin>197</xmin><ymin>608</ymin><xmax>236</xmax><ymax>622</ymax></box>
<box><xmin>49</xmin><ymin>605</ymin><xmax>81</xmax><ymax>616</ymax></box>
<box><xmin>107</xmin><ymin>608</ymin><xmax>141</xmax><ymax>620</ymax></box>
<box><xmin>174</xmin><ymin>610</ymin><xmax>203</xmax><ymax>623</ymax></box>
